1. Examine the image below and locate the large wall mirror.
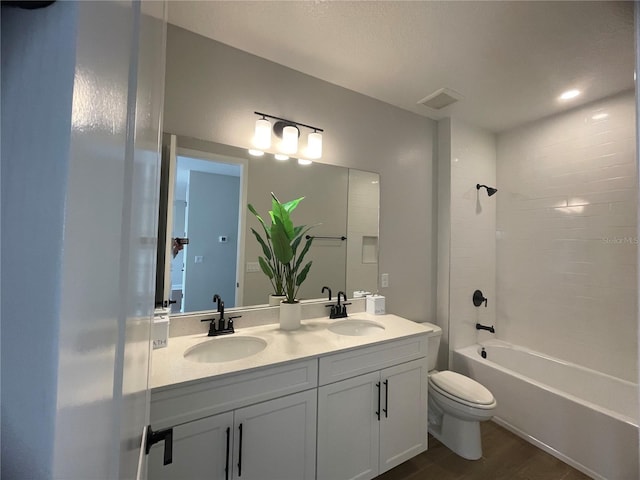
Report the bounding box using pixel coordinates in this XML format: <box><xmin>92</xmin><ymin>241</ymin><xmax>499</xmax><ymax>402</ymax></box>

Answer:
<box><xmin>156</xmin><ymin>134</ymin><xmax>380</xmax><ymax>315</ymax></box>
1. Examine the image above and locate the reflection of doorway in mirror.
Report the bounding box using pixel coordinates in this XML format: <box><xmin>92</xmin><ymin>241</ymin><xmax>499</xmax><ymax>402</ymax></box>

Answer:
<box><xmin>175</xmin><ymin>155</ymin><xmax>242</xmax><ymax>312</ymax></box>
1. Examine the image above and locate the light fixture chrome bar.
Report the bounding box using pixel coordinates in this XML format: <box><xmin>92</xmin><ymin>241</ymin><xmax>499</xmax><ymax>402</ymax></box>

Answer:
<box><xmin>254</xmin><ymin>111</ymin><xmax>324</xmax><ymax>132</ymax></box>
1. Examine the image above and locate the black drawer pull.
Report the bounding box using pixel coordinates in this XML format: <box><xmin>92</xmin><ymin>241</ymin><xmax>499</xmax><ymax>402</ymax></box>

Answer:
<box><xmin>238</xmin><ymin>423</ymin><xmax>243</xmax><ymax>476</ymax></box>
<box><xmin>383</xmin><ymin>379</ymin><xmax>389</xmax><ymax>418</ymax></box>
<box><xmin>225</xmin><ymin>426</ymin><xmax>230</xmax><ymax>480</ymax></box>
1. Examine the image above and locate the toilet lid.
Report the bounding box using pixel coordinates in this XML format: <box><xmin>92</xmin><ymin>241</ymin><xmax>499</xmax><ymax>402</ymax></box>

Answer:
<box><xmin>429</xmin><ymin>371</ymin><xmax>494</xmax><ymax>405</ymax></box>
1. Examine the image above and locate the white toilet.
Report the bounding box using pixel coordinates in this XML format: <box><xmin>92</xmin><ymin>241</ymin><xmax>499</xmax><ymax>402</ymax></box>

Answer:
<box><xmin>424</xmin><ymin>322</ymin><xmax>496</xmax><ymax>460</ymax></box>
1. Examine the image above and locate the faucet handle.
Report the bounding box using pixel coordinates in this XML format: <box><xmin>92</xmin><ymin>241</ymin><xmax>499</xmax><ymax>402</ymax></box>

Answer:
<box><xmin>326</xmin><ymin>304</ymin><xmax>339</xmax><ymax>319</ymax></box>
<box><xmin>201</xmin><ymin>317</ymin><xmax>217</xmax><ymax>336</ymax></box>
<box><xmin>227</xmin><ymin>315</ymin><xmax>241</xmax><ymax>333</ymax></box>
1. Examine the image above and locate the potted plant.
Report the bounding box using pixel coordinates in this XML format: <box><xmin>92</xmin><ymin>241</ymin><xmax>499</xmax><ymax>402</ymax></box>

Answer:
<box><xmin>247</xmin><ymin>202</ymin><xmax>286</xmax><ymax>306</ymax></box>
<box><xmin>248</xmin><ymin>193</ymin><xmax>314</xmax><ymax>329</ymax></box>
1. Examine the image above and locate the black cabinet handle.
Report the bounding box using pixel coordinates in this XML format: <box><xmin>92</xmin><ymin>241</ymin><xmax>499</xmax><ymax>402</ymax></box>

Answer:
<box><xmin>383</xmin><ymin>379</ymin><xmax>389</xmax><ymax>418</ymax></box>
<box><xmin>375</xmin><ymin>382</ymin><xmax>381</xmax><ymax>421</ymax></box>
<box><xmin>238</xmin><ymin>423</ymin><xmax>243</xmax><ymax>477</ymax></box>
<box><xmin>145</xmin><ymin>425</ymin><xmax>173</xmax><ymax>466</ymax></box>
<box><xmin>225</xmin><ymin>427</ymin><xmax>230</xmax><ymax>480</ymax></box>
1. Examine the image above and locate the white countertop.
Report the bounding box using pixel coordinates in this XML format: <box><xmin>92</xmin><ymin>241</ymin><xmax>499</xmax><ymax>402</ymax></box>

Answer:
<box><xmin>151</xmin><ymin>313</ymin><xmax>432</xmax><ymax>391</ymax></box>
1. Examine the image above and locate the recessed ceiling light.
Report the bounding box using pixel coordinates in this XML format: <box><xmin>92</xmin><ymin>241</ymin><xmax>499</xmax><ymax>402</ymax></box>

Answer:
<box><xmin>559</xmin><ymin>89</ymin><xmax>580</xmax><ymax>101</ymax></box>
<box><xmin>248</xmin><ymin>149</ymin><xmax>264</xmax><ymax>156</ymax></box>
<box><xmin>274</xmin><ymin>154</ymin><xmax>289</xmax><ymax>161</ymax></box>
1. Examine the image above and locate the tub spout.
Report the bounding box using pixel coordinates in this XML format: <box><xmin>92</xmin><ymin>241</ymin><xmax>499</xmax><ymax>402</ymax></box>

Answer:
<box><xmin>476</xmin><ymin>323</ymin><xmax>495</xmax><ymax>334</ymax></box>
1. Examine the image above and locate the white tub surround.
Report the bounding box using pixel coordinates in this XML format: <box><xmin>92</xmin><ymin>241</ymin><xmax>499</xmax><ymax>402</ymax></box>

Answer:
<box><xmin>455</xmin><ymin>340</ymin><xmax>639</xmax><ymax>480</ymax></box>
<box><xmin>149</xmin><ymin>314</ymin><xmax>431</xmax><ymax>480</ymax></box>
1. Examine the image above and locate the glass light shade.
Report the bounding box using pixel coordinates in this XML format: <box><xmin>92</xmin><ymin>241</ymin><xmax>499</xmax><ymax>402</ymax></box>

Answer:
<box><xmin>306</xmin><ymin>132</ymin><xmax>322</xmax><ymax>159</ymax></box>
<box><xmin>281</xmin><ymin>126</ymin><xmax>299</xmax><ymax>154</ymax></box>
<box><xmin>253</xmin><ymin>119</ymin><xmax>272</xmax><ymax>149</ymax></box>
<box><xmin>248</xmin><ymin>149</ymin><xmax>264</xmax><ymax>156</ymax></box>
<box><xmin>297</xmin><ymin>158</ymin><xmax>312</xmax><ymax>166</ymax></box>
<box><xmin>274</xmin><ymin>154</ymin><xmax>289</xmax><ymax>161</ymax></box>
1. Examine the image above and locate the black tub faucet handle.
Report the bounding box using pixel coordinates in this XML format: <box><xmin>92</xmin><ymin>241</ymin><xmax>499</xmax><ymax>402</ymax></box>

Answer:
<box><xmin>473</xmin><ymin>290</ymin><xmax>488</xmax><ymax>307</ymax></box>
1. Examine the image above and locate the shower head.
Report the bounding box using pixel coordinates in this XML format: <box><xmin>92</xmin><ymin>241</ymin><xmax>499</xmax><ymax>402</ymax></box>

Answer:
<box><xmin>477</xmin><ymin>184</ymin><xmax>498</xmax><ymax>197</ymax></box>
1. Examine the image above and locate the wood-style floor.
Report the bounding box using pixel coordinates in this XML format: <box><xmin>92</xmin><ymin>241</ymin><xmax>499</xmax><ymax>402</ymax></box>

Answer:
<box><xmin>376</xmin><ymin>421</ymin><xmax>591</xmax><ymax>480</ymax></box>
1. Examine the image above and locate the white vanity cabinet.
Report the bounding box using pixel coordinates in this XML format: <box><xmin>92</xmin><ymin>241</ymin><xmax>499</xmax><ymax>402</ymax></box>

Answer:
<box><xmin>316</xmin><ymin>336</ymin><xmax>428</xmax><ymax>480</ymax></box>
<box><xmin>232</xmin><ymin>389</ymin><xmax>317</xmax><ymax>480</ymax></box>
<box><xmin>148</xmin><ymin>359</ymin><xmax>318</xmax><ymax>480</ymax></box>
<box><xmin>148</xmin><ymin>411</ymin><xmax>233</xmax><ymax>480</ymax></box>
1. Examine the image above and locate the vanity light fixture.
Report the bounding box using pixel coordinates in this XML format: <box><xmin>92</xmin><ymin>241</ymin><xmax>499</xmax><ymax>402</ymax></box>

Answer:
<box><xmin>297</xmin><ymin>158</ymin><xmax>313</xmax><ymax>166</ymax></box>
<box><xmin>281</xmin><ymin>125</ymin><xmax>299</xmax><ymax>154</ymax></box>
<box><xmin>253</xmin><ymin>111</ymin><xmax>324</xmax><ymax>159</ymax></box>
<box><xmin>248</xmin><ymin>149</ymin><xmax>265</xmax><ymax>157</ymax></box>
<box><xmin>306</xmin><ymin>131</ymin><xmax>323</xmax><ymax>159</ymax></box>
<box><xmin>253</xmin><ymin>116</ymin><xmax>272</xmax><ymax>149</ymax></box>
<box><xmin>274</xmin><ymin>154</ymin><xmax>289</xmax><ymax>161</ymax></box>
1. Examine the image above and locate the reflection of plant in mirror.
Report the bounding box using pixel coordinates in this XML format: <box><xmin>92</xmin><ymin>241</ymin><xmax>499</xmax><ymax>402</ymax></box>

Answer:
<box><xmin>248</xmin><ymin>193</ymin><xmax>314</xmax><ymax>304</ymax></box>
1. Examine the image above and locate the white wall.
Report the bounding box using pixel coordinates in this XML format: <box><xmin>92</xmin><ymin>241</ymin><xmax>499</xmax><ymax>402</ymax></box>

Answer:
<box><xmin>439</xmin><ymin>119</ymin><xmax>497</xmax><ymax>368</ymax></box>
<box><xmin>164</xmin><ymin>25</ymin><xmax>437</xmax><ymax>320</ymax></box>
<box><xmin>496</xmin><ymin>91</ymin><xmax>637</xmax><ymax>382</ymax></box>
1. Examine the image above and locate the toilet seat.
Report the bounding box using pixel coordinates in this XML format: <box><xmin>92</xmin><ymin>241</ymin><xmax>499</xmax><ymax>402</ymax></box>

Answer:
<box><xmin>429</xmin><ymin>371</ymin><xmax>496</xmax><ymax>410</ymax></box>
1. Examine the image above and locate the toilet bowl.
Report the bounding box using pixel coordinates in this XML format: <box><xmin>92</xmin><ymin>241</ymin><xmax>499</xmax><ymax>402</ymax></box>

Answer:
<box><xmin>423</xmin><ymin>323</ymin><xmax>496</xmax><ymax>460</ymax></box>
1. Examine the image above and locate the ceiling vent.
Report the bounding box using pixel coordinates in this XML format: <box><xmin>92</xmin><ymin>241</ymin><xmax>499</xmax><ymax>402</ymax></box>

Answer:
<box><xmin>417</xmin><ymin>88</ymin><xmax>463</xmax><ymax>110</ymax></box>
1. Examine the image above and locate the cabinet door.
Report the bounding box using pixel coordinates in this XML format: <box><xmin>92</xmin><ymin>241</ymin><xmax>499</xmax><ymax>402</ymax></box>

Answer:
<box><xmin>148</xmin><ymin>411</ymin><xmax>233</xmax><ymax>480</ymax></box>
<box><xmin>379</xmin><ymin>359</ymin><xmax>428</xmax><ymax>474</ymax></box>
<box><xmin>232</xmin><ymin>389</ymin><xmax>317</xmax><ymax>480</ymax></box>
<box><xmin>317</xmin><ymin>371</ymin><xmax>380</xmax><ymax>480</ymax></box>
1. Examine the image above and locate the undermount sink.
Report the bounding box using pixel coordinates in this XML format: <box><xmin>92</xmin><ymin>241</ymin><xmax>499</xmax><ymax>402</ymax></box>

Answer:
<box><xmin>184</xmin><ymin>336</ymin><xmax>267</xmax><ymax>363</ymax></box>
<box><xmin>328</xmin><ymin>319</ymin><xmax>385</xmax><ymax>336</ymax></box>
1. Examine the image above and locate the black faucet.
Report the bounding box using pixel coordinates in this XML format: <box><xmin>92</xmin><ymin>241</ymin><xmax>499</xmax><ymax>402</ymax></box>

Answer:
<box><xmin>476</xmin><ymin>323</ymin><xmax>495</xmax><ymax>334</ymax></box>
<box><xmin>322</xmin><ymin>286</ymin><xmax>332</xmax><ymax>301</ymax></box>
<box><xmin>213</xmin><ymin>294</ymin><xmax>225</xmax><ymax>324</ymax></box>
<box><xmin>201</xmin><ymin>294</ymin><xmax>237</xmax><ymax>336</ymax></box>
<box><xmin>326</xmin><ymin>291</ymin><xmax>351</xmax><ymax>319</ymax></box>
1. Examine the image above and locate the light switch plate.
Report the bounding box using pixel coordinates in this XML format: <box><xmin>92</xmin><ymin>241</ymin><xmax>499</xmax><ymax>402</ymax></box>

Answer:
<box><xmin>381</xmin><ymin>273</ymin><xmax>389</xmax><ymax>288</ymax></box>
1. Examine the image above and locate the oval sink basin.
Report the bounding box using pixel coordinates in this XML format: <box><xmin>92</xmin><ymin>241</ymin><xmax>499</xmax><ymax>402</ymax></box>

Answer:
<box><xmin>328</xmin><ymin>319</ymin><xmax>385</xmax><ymax>336</ymax></box>
<box><xmin>184</xmin><ymin>336</ymin><xmax>267</xmax><ymax>363</ymax></box>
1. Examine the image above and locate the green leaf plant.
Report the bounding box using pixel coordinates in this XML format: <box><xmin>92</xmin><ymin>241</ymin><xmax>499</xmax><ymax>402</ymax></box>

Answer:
<box><xmin>247</xmin><ymin>193</ymin><xmax>314</xmax><ymax>304</ymax></box>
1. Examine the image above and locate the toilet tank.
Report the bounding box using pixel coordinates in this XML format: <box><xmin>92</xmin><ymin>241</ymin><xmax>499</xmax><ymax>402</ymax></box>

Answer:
<box><xmin>423</xmin><ymin>322</ymin><xmax>442</xmax><ymax>371</ymax></box>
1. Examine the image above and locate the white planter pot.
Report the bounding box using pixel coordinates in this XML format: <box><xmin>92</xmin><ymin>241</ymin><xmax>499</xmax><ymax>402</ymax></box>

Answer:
<box><xmin>279</xmin><ymin>301</ymin><xmax>301</xmax><ymax>330</ymax></box>
<box><xmin>269</xmin><ymin>294</ymin><xmax>286</xmax><ymax>306</ymax></box>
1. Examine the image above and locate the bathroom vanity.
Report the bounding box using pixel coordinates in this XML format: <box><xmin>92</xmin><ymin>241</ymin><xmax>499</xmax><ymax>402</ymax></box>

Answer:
<box><xmin>148</xmin><ymin>313</ymin><xmax>430</xmax><ymax>480</ymax></box>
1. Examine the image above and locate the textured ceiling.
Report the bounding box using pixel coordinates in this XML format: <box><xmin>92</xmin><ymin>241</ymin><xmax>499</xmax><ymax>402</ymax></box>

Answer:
<box><xmin>167</xmin><ymin>1</ymin><xmax>634</xmax><ymax>132</ymax></box>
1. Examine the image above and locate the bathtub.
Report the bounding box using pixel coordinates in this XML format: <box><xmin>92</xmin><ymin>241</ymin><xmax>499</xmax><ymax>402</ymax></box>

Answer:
<box><xmin>454</xmin><ymin>340</ymin><xmax>638</xmax><ymax>480</ymax></box>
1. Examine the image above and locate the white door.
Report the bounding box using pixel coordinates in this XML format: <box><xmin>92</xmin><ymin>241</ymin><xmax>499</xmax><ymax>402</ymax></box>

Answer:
<box><xmin>124</xmin><ymin>2</ymin><xmax>167</xmax><ymax>478</ymax></box>
<box><xmin>378</xmin><ymin>359</ymin><xmax>428</xmax><ymax>474</ymax></box>
<box><xmin>148</xmin><ymin>412</ymin><xmax>234</xmax><ymax>480</ymax></box>
<box><xmin>232</xmin><ymin>390</ymin><xmax>317</xmax><ymax>480</ymax></box>
<box><xmin>317</xmin><ymin>372</ymin><xmax>380</xmax><ymax>480</ymax></box>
